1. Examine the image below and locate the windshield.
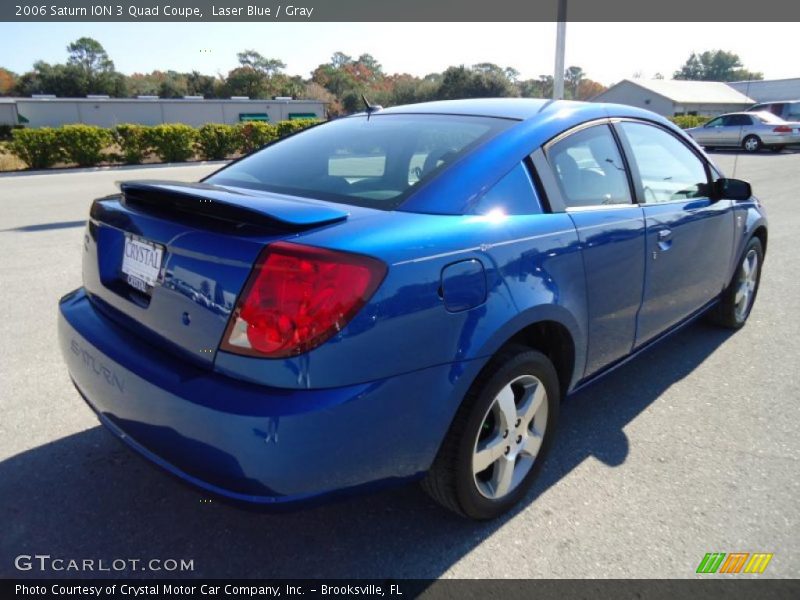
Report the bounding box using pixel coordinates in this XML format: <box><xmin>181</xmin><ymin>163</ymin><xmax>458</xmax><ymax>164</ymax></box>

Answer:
<box><xmin>205</xmin><ymin>114</ymin><xmax>513</xmax><ymax>209</ymax></box>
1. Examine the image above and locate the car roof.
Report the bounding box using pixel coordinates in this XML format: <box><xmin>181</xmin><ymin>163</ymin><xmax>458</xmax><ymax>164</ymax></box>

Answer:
<box><xmin>752</xmin><ymin>100</ymin><xmax>800</xmax><ymax>104</ymax></box>
<box><xmin>363</xmin><ymin>98</ymin><xmax>678</xmax><ymax>126</ymax></box>
<box><xmin>372</xmin><ymin>98</ymin><xmax>572</xmax><ymax>120</ymax></box>
<box><xmin>720</xmin><ymin>111</ymin><xmax>782</xmax><ymax>119</ymax></box>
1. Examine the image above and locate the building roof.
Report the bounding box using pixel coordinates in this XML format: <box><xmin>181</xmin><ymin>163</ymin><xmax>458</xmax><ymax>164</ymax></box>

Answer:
<box><xmin>727</xmin><ymin>78</ymin><xmax>800</xmax><ymax>102</ymax></box>
<box><xmin>610</xmin><ymin>79</ymin><xmax>754</xmax><ymax>104</ymax></box>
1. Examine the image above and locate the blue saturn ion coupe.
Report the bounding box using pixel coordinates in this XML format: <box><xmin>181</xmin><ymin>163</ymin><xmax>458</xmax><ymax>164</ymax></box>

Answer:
<box><xmin>58</xmin><ymin>99</ymin><xmax>767</xmax><ymax>519</ymax></box>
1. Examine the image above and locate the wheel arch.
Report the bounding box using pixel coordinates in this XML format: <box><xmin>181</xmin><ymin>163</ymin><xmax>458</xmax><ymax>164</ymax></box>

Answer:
<box><xmin>504</xmin><ymin>320</ymin><xmax>576</xmax><ymax>400</ymax></box>
<box><xmin>465</xmin><ymin>309</ymin><xmax>582</xmax><ymax>403</ymax></box>
<box><xmin>752</xmin><ymin>224</ymin><xmax>768</xmax><ymax>255</ymax></box>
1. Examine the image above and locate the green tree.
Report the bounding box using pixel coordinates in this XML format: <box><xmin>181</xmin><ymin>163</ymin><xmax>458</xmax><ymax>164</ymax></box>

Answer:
<box><xmin>186</xmin><ymin>71</ymin><xmax>219</xmax><ymax>97</ymax></box>
<box><xmin>14</xmin><ymin>38</ymin><xmax>126</xmax><ymax>97</ymax></box>
<box><xmin>224</xmin><ymin>66</ymin><xmax>268</xmax><ymax>98</ymax></box>
<box><xmin>330</xmin><ymin>52</ymin><xmax>353</xmax><ymax>69</ymax></box>
<box><xmin>537</xmin><ymin>75</ymin><xmax>554</xmax><ymax>98</ymax></box>
<box><xmin>674</xmin><ymin>50</ymin><xmax>763</xmax><ymax>82</ymax></box>
<box><xmin>437</xmin><ymin>65</ymin><xmax>516</xmax><ymax>100</ymax></box>
<box><xmin>356</xmin><ymin>54</ymin><xmax>383</xmax><ymax>78</ymax></box>
<box><xmin>504</xmin><ymin>67</ymin><xmax>520</xmax><ymax>83</ymax></box>
<box><xmin>67</xmin><ymin>37</ymin><xmax>114</xmax><ymax>76</ymax></box>
<box><xmin>236</xmin><ymin>50</ymin><xmax>286</xmax><ymax>77</ymax></box>
<box><xmin>157</xmin><ymin>71</ymin><xmax>188</xmax><ymax>98</ymax></box>
<box><xmin>564</xmin><ymin>66</ymin><xmax>585</xmax><ymax>99</ymax></box>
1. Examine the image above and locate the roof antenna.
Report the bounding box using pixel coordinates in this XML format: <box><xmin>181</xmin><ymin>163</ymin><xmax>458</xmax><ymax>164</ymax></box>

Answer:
<box><xmin>361</xmin><ymin>94</ymin><xmax>382</xmax><ymax>120</ymax></box>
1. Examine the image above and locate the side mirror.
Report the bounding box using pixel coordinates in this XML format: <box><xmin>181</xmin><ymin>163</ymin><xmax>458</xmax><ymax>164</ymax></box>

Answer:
<box><xmin>713</xmin><ymin>178</ymin><xmax>752</xmax><ymax>201</ymax></box>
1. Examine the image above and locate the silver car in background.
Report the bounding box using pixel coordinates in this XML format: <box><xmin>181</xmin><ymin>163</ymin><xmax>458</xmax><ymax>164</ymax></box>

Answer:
<box><xmin>746</xmin><ymin>100</ymin><xmax>800</xmax><ymax>122</ymax></box>
<box><xmin>686</xmin><ymin>111</ymin><xmax>800</xmax><ymax>153</ymax></box>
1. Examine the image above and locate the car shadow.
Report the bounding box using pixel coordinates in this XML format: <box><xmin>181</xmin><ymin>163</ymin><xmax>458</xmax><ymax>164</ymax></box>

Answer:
<box><xmin>0</xmin><ymin>320</ymin><xmax>732</xmax><ymax>579</ymax></box>
<box><xmin>0</xmin><ymin>220</ymin><xmax>86</xmax><ymax>233</ymax></box>
<box><xmin>707</xmin><ymin>147</ymin><xmax>800</xmax><ymax>156</ymax></box>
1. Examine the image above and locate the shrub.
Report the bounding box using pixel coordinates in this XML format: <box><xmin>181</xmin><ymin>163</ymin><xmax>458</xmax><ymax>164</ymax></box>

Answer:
<box><xmin>113</xmin><ymin>124</ymin><xmax>151</xmax><ymax>164</ymax></box>
<box><xmin>196</xmin><ymin>123</ymin><xmax>239</xmax><ymax>160</ymax></box>
<box><xmin>145</xmin><ymin>124</ymin><xmax>197</xmax><ymax>163</ymax></box>
<box><xmin>670</xmin><ymin>115</ymin><xmax>710</xmax><ymax>129</ymax></box>
<box><xmin>8</xmin><ymin>128</ymin><xmax>64</xmax><ymax>169</ymax></box>
<box><xmin>57</xmin><ymin>124</ymin><xmax>112</xmax><ymax>167</ymax></box>
<box><xmin>276</xmin><ymin>119</ymin><xmax>320</xmax><ymax>139</ymax></box>
<box><xmin>236</xmin><ymin>121</ymin><xmax>278</xmax><ymax>154</ymax></box>
<box><xmin>0</xmin><ymin>124</ymin><xmax>24</xmax><ymax>141</ymax></box>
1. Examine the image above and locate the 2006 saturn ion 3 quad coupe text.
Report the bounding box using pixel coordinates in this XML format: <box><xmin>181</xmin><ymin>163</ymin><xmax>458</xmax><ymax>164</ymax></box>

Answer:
<box><xmin>58</xmin><ymin>99</ymin><xmax>767</xmax><ymax>519</ymax></box>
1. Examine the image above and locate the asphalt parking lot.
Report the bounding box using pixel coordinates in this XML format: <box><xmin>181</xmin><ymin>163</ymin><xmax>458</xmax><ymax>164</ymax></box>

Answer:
<box><xmin>0</xmin><ymin>151</ymin><xmax>798</xmax><ymax>579</ymax></box>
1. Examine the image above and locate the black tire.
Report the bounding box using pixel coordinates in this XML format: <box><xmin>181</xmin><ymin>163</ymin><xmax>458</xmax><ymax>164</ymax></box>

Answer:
<box><xmin>742</xmin><ymin>135</ymin><xmax>762</xmax><ymax>153</ymax></box>
<box><xmin>422</xmin><ymin>345</ymin><xmax>560</xmax><ymax>520</ymax></box>
<box><xmin>709</xmin><ymin>236</ymin><xmax>764</xmax><ymax>329</ymax></box>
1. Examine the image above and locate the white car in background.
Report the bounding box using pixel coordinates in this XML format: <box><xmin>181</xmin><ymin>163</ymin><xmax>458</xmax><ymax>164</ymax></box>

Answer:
<box><xmin>685</xmin><ymin>111</ymin><xmax>800</xmax><ymax>153</ymax></box>
<box><xmin>746</xmin><ymin>100</ymin><xmax>800</xmax><ymax>122</ymax></box>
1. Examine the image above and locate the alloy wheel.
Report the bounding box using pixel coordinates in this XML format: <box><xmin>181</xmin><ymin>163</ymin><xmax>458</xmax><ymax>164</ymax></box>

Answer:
<box><xmin>472</xmin><ymin>374</ymin><xmax>548</xmax><ymax>500</ymax></box>
<box><xmin>734</xmin><ymin>248</ymin><xmax>759</xmax><ymax>322</ymax></box>
<box><xmin>744</xmin><ymin>137</ymin><xmax>760</xmax><ymax>152</ymax></box>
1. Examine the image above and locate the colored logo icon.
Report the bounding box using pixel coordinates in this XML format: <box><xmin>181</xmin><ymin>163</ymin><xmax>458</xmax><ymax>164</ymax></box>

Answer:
<box><xmin>696</xmin><ymin>552</ymin><xmax>773</xmax><ymax>574</ymax></box>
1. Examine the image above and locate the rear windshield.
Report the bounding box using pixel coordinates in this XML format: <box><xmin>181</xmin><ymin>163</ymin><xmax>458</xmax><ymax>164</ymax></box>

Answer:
<box><xmin>205</xmin><ymin>114</ymin><xmax>513</xmax><ymax>209</ymax></box>
<box><xmin>753</xmin><ymin>111</ymin><xmax>785</xmax><ymax>124</ymax></box>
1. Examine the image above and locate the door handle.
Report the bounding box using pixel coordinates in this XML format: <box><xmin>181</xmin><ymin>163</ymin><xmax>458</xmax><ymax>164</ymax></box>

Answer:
<box><xmin>657</xmin><ymin>228</ymin><xmax>673</xmax><ymax>251</ymax></box>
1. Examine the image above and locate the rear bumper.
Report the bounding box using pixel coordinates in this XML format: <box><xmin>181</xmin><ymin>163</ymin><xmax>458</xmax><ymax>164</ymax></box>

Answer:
<box><xmin>761</xmin><ymin>133</ymin><xmax>800</xmax><ymax>146</ymax></box>
<box><xmin>58</xmin><ymin>288</ymin><xmax>477</xmax><ymax>505</ymax></box>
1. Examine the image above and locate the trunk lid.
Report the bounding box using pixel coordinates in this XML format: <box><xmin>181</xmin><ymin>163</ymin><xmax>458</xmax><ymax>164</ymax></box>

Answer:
<box><xmin>82</xmin><ymin>181</ymin><xmax>350</xmax><ymax>368</ymax></box>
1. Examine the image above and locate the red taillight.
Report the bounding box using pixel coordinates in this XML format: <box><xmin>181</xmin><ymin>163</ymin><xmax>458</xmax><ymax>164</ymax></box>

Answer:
<box><xmin>221</xmin><ymin>242</ymin><xmax>387</xmax><ymax>358</ymax></box>
<box><xmin>773</xmin><ymin>125</ymin><xmax>792</xmax><ymax>133</ymax></box>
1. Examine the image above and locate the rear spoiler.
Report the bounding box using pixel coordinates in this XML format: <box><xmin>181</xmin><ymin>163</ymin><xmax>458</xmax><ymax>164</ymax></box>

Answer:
<box><xmin>118</xmin><ymin>180</ymin><xmax>349</xmax><ymax>230</ymax></box>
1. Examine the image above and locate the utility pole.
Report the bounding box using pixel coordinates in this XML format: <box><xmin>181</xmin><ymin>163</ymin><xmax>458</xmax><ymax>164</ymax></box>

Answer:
<box><xmin>553</xmin><ymin>0</ymin><xmax>567</xmax><ymax>100</ymax></box>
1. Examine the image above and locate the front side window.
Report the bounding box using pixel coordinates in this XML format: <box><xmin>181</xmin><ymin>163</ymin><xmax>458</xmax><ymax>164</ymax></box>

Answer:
<box><xmin>547</xmin><ymin>125</ymin><xmax>632</xmax><ymax>209</ymax></box>
<box><xmin>724</xmin><ymin>114</ymin><xmax>753</xmax><ymax>127</ymax></box>
<box><xmin>620</xmin><ymin>122</ymin><xmax>709</xmax><ymax>204</ymax></box>
<box><xmin>705</xmin><ymin>117</ymin><xmax>724</xmax><ymax>128</ymax></box>
<box><xmin>205</xmin><ymin>114</ymin><xmax>512</xmax><ymax>209</ymax></box>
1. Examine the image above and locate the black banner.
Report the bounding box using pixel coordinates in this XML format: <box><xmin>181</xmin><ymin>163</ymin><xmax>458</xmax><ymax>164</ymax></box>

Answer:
<box><xmin>3</xmin><ymin>0</ymin><xmax>800</xmax><ymax>22</ymax></box>
<box><xmin>4</xmin><ymin>579</ymin><xmax>800</xmax><ymax>600</ymax></box>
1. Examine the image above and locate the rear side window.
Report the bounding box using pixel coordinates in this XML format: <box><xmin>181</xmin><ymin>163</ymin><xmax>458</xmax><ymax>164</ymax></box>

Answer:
<box><xmin>547</xmin><ymin>124</ymin><xmax>632</xmax><ymax>208</ymax></box>
<box><xmin>768</xmin><ymin>103</ymin><xmax>785</xmax><ymax>117</ymax></box>
<box><xmin>619</xmin><ymin>122</ymin><xmax>709</xmax><ymax>204</ymax></box>
<box><xmin>205</xmin><ymin>114</ymin><xmax>512</xmax><ymax>209</ymax></box>
<box><xmin>466</xmin><ymin>163</ymin><xmax>541</xmax><ymax>215</ymax></box>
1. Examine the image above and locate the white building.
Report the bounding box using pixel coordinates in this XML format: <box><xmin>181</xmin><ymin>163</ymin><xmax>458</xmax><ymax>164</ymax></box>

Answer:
<box><xmin>727</xmin><ymin>78</ymin><xmax>800</xmax><ymax>102</ymax></box>
<box><xmin>591</xmin><ymin>79</ymin><xmax>754</xmax><ymax>117</ymax></box>
<box><xmin>0</xmin><ymin>97</ymin><xmax>326</xmax><ymax>128</ymax></box>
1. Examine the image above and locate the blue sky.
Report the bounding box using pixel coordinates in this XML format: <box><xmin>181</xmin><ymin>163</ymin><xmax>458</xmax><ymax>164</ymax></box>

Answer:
<box><xmin>0</xmin><ymin>22</ymin><xmax>796</xmax><ymax>84</ymax></box>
